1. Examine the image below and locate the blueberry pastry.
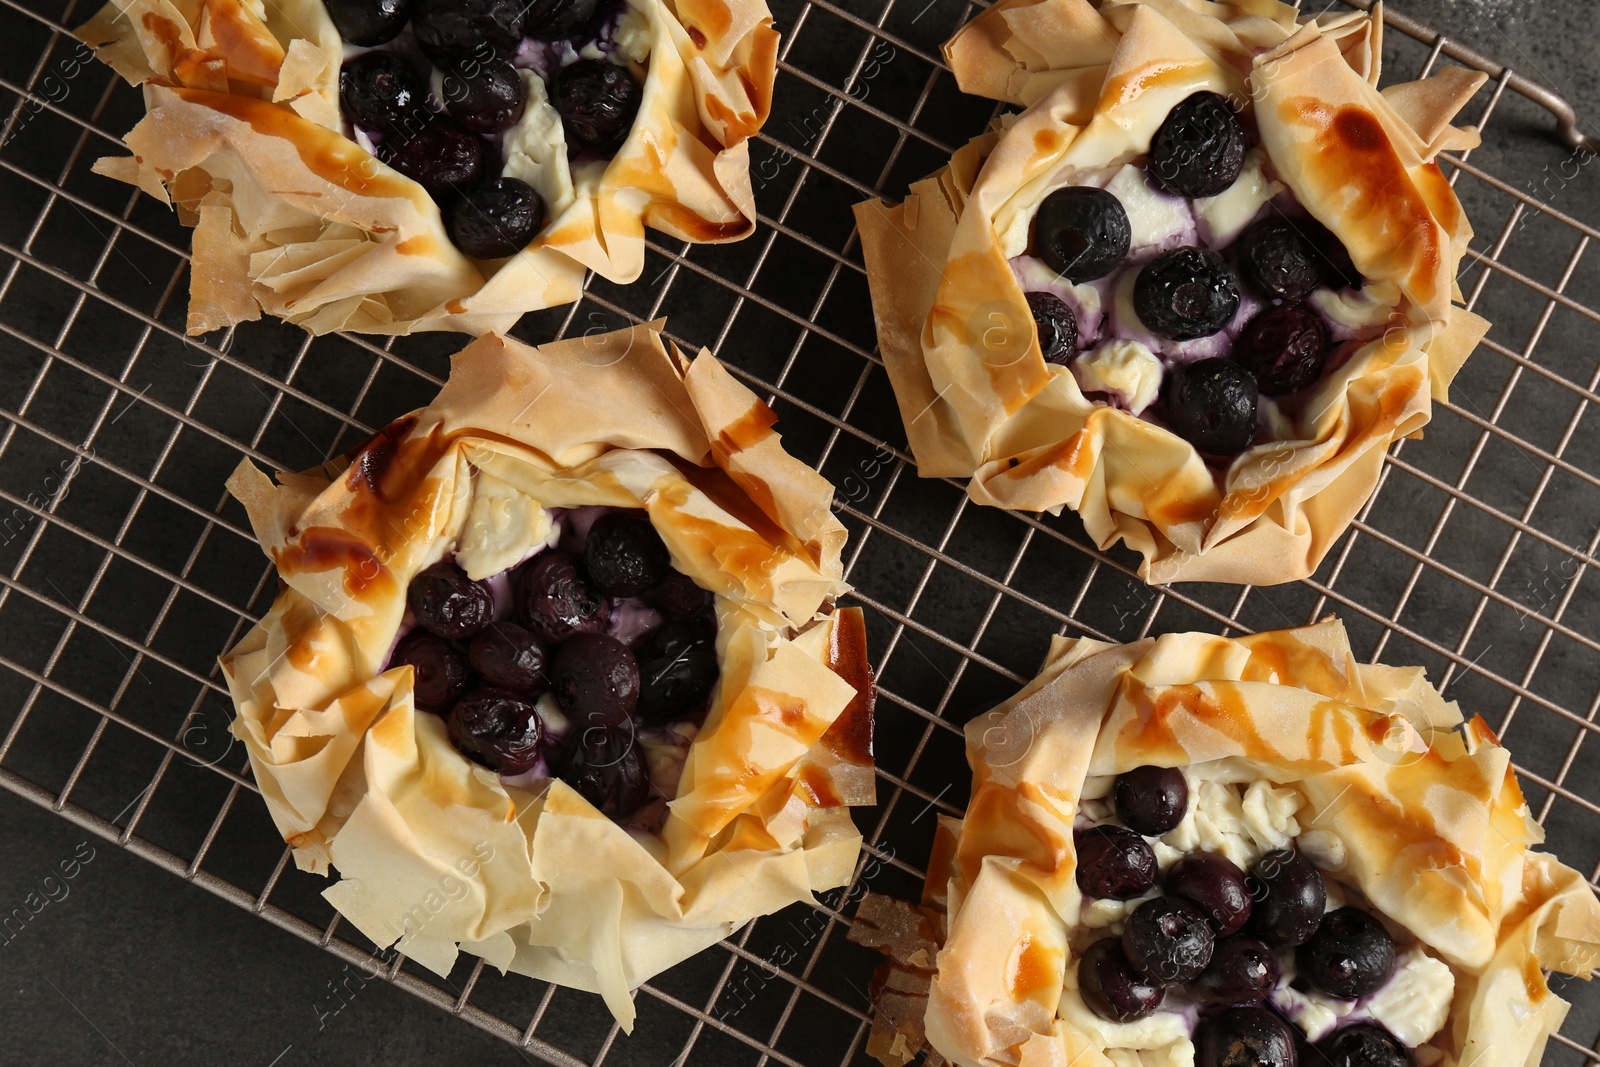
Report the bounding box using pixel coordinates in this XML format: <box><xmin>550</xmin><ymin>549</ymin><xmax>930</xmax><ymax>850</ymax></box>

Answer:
<box><xmin>74</xmin><ymin>0</ymin><xmax>775</xmax><ymax>335</ymax></box>
<box><xmin>220</xmin><ymin>325</ymin><xmax>874</xmax><ymax>1028</ymax></box>
<box><xmin>850</xmin><ymin>619</ymin><xmax>1600</xmax><ymax>1067</ymax></box>
<box><xmin>856</xmin><ymin>0</ymin><xmax>1492</xmax><ymax>584</ymax></box>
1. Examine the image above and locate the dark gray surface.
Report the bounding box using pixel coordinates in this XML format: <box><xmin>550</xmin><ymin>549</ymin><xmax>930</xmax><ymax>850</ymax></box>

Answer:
<box><xmin>1</xmin><ymin>0</ymin><xmax>1598</xmax><ymax>1064</ymax></box>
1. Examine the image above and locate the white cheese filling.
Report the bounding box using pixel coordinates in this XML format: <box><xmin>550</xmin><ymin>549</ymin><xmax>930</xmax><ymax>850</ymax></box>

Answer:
<box><xmin>502</xmin><ymin>71</ymin><xmax>578</xmax><ymax>219</ymax></box>
<box><xmin>456</xmin><ymin>472</ymin><xmax>560</xmax><ymax>580</ymax></box>
<box><xmin>1072</xmin><ymin>339</ymin><xmax>1163</xmax><ymax>414</ymax></box>
<box><xmin>1191</xmin><ymin>149</ymin><xmax>1281</xmax><ymax>246</ymax></box>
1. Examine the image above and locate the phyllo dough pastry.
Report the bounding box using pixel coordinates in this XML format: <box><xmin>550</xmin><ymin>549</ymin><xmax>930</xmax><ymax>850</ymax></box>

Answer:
<box><xmin>219</xmin><ymin>324</ymin><xmax>875</xmax><ymax>1029</ymax></box>
<box><xmin>75</xmin><ymin>0</ymin><xmax>775</xmax><ymax>335</ymax></box>
<box><xmin>850</xmin><ymin>619</ymin><xmax>1600</xmax><ymax>1067</ymax></box>
<box><xmin>855</xmin><ymin>0</ymin><xmax>1493</xmax><ymax>585</ymax></box>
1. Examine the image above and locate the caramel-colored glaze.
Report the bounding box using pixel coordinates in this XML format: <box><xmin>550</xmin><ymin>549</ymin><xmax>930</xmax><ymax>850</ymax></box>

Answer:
<box><xmin>932</xmin><ymin>253</ymin><xmax>1049</xmax><ymax>414</ymax></box>
<box><xmin>176</xmin><ymin>88</ymin><xmax>413</xmax><ymax>200</ymax></box>
<box><xmin>1145</xmin><ymin>472</ymin><xmax>1219</xmax><ymax>529</ymax></box>
<box><xmin>273</xmin><ymin>525</ymin><xmax>394</xmax><ymax>600</ymax></box>
<box><xmin>798</xmin><ymin>764</ymin><xmax>843</xmax><ymax>807</ymax></box>
<box><xmin>956</xmin><ymin>782</ymin><xmax>1070</xmax><ymax>890</ymax></box>
<box><xmin>685</xmin><ymin>25</ymin><xmax>708</xmax><ymax>48</ymax></box>
<box><xmin>1237</xmin><ymin>630</ymin><xmax>1352</xmax><ymax>698</ymax></box>
<box><xmin>1100</xmin><ymin>60</ymin><xmax>1201</xmax><ymax>109</ymax></box>
<box><xmin>1523</xmin><ymin>955</ymin><xmax>1549</xmax><ymax>1003</ymax></box>
<box><xmin>339</xmin><ymin>683</ymin><xmax>388</xmax><ymax>734</ymax></box>
<box><xmin>200</xmin><ymin>0</ymin><xmax>286</xmax><ymax>88</ymax></box>
<box><xmin>395</xmin><ymin>236</ymin><xmax>432</xmax><ymax>256</ymax></box>
<box><xmin>1006</xmin><ymin>934</ymin><xmax>1057</xmax><ymax>1000</ymax></box>
<box><xmin>346</xmin><ymin>415</ymin><xmax>421</xmax><ymax>498</ymax></box>
<box><xmin>821</xmin><ymin>607</ymin><xmax>875</xmax><ymax>765</ymax></box>
<box><xmin>1282</xmin><ymin>99</ymin><xmax>1443</xmax><ymax>307</ymax></box>
<box><xmin>715</xmin><ymin>401</ymin><xmax>778</xmax><ymax>458</ymax></box>
<box><xmin>665</xmin><ymin>455</ymin><xmax>823</xmax><ymax>569</ymax></box>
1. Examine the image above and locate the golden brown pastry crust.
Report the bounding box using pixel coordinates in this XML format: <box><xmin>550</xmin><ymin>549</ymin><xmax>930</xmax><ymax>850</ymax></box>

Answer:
<box><xmin>856</xmin><ymin>0</ymin><xmax>1492</xmax><ymax>585</ymax></box>
<box><xmin>854</xmin><ymin>619</ymin><xmax>1600</xmax><ymax>1067</ymax></box>
<box><xmin>219</xmin><ymin>324</ymin><xmax>875</xmax><ymax>1030</ymax></box>
<box><xmin>76</xmin><ymin>0</ymin><xmax>775</xmax><ymax>335</ymax></box>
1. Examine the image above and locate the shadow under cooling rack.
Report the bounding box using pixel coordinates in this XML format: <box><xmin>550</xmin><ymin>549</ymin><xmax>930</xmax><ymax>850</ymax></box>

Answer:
<box><xmin>2</xmin><ymin>0</ymin><xmax>1600</xmax><ymax>1064</ymax></box>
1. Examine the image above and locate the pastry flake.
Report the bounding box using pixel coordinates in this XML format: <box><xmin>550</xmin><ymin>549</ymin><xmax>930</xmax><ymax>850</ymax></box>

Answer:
<box><xmin>856</xmin><ymin>0</ymin><xmax>1492</xmax><ymax>585</ymax></box>
<box><xmin>220</xmin><ymin>324</ymin><xmax>875</xmax><ymax>1030</ymax></box>
<box><xmin>76</xmin><ymin>0</ymin><xmax>775</xmax><ymax>336</ymax></box>
<box><xmin>850</xmin><ymin>619</ymin><xmax>1600</xmax><ymax>1067</ymax></box>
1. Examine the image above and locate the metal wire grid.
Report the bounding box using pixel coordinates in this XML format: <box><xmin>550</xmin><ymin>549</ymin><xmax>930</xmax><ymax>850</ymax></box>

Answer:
<box><xmin>0</xmin><ymin>0</ymin><xmax>1598</xmax><ymax>1061</ymax></box>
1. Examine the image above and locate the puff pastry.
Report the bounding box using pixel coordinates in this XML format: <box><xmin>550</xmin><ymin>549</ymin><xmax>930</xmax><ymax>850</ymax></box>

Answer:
<box><xmin>856</xmin><ymin>0</ymin><xmax>1492</xmax><ymax>585</ymax></box>
<box><xmin>851</xmin><ymin>619</ymin><xmax>1600</xmax><ymax>1067</ymax></box>
<box><xmin>75</xmin><ymin>0</ymin><xmax>775</xmax><ymax>336</ymax></box>
<box><xmin>220</xmin><ymin>324</ymin><xmax>875</xmax><ymax>1029</ymax></box>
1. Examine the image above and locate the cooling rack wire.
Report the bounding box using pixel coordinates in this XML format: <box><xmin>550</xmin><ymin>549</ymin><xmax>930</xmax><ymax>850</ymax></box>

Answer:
<box><xmin>1</xmin><ymin>0</ymin><xmax>1598</xmax><ymax>1063</ymax></box>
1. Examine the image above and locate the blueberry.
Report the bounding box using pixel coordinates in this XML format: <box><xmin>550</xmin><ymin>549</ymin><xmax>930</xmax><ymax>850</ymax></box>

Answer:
<box><xmin>1232</xmin><ymin>305</ymin><xmax>1329</xmax><ymax>397</ymax></box>
<box><xmin>379</xmin><ymin>118</ymin><xmax>486</xmax><ymax>199</ymax></box>
<box><xmin>646</xmin><ymin>571</ymin><xmax>714</xmax><ymax>618</ymax></box>
<box><xmin>1314</xmin><ymin>1024</ymin><xmax>1410</xmax><ymax>1067</ymax></box>
<box><xmin>1163</xmin><ymin>357</ymin><xmax>1258</xmax><ymax>456</ymax></box>
<box><xmin>1165</xmin><ymin>852</ymin><xmax>1253</xmax><ymax>936</ymax></box>
<box><xmin>1300</xmin><ymin>216</ymin><xmax>1363</xmax><ymax>290</ymax></box>
<box><xmin>1246</xmin><ymin>849</ymin><xmax>1326</xmax><ymax>948</ymax></box>
<box><xmin>1026</xmin><ymin>291</ymin><xmax>1078</xmax><ymax>364</ymax></box>
<box><xmin>339</xmin><ymin>52</ymin><xmax>428</xmax><ymax>134</ymax></box>
<box><xmin>1235</xmin><ymin>218</ymin><xmax>1323</xmax><ymax>304</ymax></box>
<box><xmin>550</xmin><ymin>632</ymin><xmax>640</xmax><ymax>728</ymax></box>
<box><xmin>1296</xmin><ymin>907</ymin><xmax>1397</xmax><ymax>1000</ymax></box>
<box><xmin>412</xmin><ymin>0</ymin><xmax>525</xmax><ymax>60</ymax></box>
<box><xmin>521</xmin><ymin>0</ymin><xmax>602</xmax><ymax>39</ymax></box>
<box><xmin>1075</xmin><ymin>825</ymin><xmax>1158</xmax><ymax>900</ymax></box>
<box><xmin>1149</xmin><ymin>92</ymin><xmax>1247</xmax><ymax>199</ymax></box>
<box><xmin>1113</xmin><ymin>765</ymin><xmax>1188</xmax><ymax>835</ymax></box>
<box><xmin>516</xmin><ymin>551</ymin><xmax>612</xmax><ymax>643</ymax></box>
<box><xmin>467</xmin><ymin>622</ymin><xmax>548</xmax><ymax>696</ymax></box>
<box><xmin>1196</xmin><ymin>1006</ymin><xmax>1298</xmax><ymax>1067</ymax></box>
<box><xmin>1134</xmin><ymin>247</ymin><xmax>1241</xmax><ymax>341</ymax></box>
<box><xmin>442</xmin><ymin>56</ymin><xmax>527</xmax><ymax>133</ymax></box>
<box><xmin>1192</xmin><ymin>937</ymin><xmax>1279</xmax><ymax>1006</ymax></box>
<box><xmin>1029</xmin><ymin>186</ymin><xmax>1130</xmax><ymax>283</ymax></box>
<box><xmin>446</xmin><ymin>687</ymin><xmax>543</xmax><ymax>774</ymax></box>
<box><xmin>390</xmin><ymin>631</ymin><xmax>470</xmax><ymax>712</ymax></box>
<box><xmin>558</xmin><ymin>723</ymin><xmax>650</xmax><ymax>818</ymax></box>
<box><xmin>552</xmin><ymin>60</ymin><xmax>642</xmax><ymax>155</ymax></box>
<box><xmin>1078</xmin><ymin>937</ymin><xmax>1165</xmax><ymax>1023</ymax></box>
<box><xmin>325</xmin><ymin>0</ymin><xmax>413</xmax><ymax>46</ymax></box>
<box><xmin>584</xmin><ymin>511</ymin><xmax>670</xmax><ymax>596</ymax></box>
<box><xmin>407</xmin><ymin>560</ymin><xmax>495</xmax><ymax>639</ymax></box>
<box><xmin>446</xmin><ymin>178</ymin><xmax>546</xmax><ymax>258</ymax></box>
<box><xmin>635</xmin><ymin>619</ymin><xmax>719</xmax><ymax>723</ymax></box>
<box><xmin>1123</xmin><ymin>897</ymin><xmax>1215</xmax><ymax>985</ymax></box>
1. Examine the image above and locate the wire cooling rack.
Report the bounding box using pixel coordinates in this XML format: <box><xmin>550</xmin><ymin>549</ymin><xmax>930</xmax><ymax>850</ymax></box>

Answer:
<box><xmin>1</xmin><ymin>0</ymin><xmax>1599</xmax><ymax>1063</ymax></box>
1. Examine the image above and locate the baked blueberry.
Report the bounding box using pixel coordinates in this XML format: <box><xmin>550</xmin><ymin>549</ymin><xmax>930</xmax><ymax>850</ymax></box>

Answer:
<box><xmin>551</xmin><ymin>632</ymin><xmax>640</xmax><ymax>727</ymax></box>
<box><xmin>442</xmin><ymin>56</ymin><xmax>527</xmax><ymax>133</ymax></box>
<box><xmin>1297</xmin><ymin>907</ymin><xmax>1397</xmax><ymax>999</ymax></box>
<box><xmin>446</xmin><ymin>178</ymin><xmax>546</xmax><ymax>258</ymax></box>
<box><xmin>1113</xmin><ymin>765</ymin><xmax>1188</xmax><ymax>835</ymax></box>
<box><xmin>1232</xmin><ymin>305</ymin><xmax>1329</xmax><ymax>396</ymax></box>
<box><xmin>646</xmin><ymin>571</ymin><xmax>714</xmax><ymax>618</ymax></box>
<box><xmin>391</xmin><ymin>631</ymin><xmax>470</xmax><ymax>711</ymax></box>
<box><xmin>1030</xmin><ymin>186</ymin><xmax>1130</xmax><ymax>283</ymax></box>
<box><xmin>1075</xmin><ymin>825</ymin><xmax>1158</xmax><ymax>900</ymax></box>
<box><xmin>407</xmin><ymin>560</ymin><xmax>495</xmax><ymax>639</ymax></box>
<box><xmin>1149</xmin><ymin>91</ymin><xmax>1247</xmax><ymax>198</ymax></box>
<box><xmin>552</xmin><ymin>60</ymin><xmax>642</xmax><ymax>155</ymax></box>
<box><xmin>559</xmin><ymin>724</ymin><xmax>650</xmax><ymax>818</ymax></box>
<box><xmin>1123</xmin><ymin>896</ymin><xmax>1215</xmax><ymax>985</ymax></box>
<box><xmin>1192</xmin><ymin>937</ymin><xmax>1279</xmax><ymax>1006</ymax></box>
<box><xmin>1196</xmin><ymin>1006</ymin><xmax>1297</xmax><ymax>1067</ymax></box>
<box><xmin>339</xmin><ymin>52</ymin><xmax>428</xmax><ymax>134</ymax></box>
<box><xmin>1026</xmin><ymin>291</ymin><xmax>1078</xmax><ymax>364</ymax></box>
<box><xmin>635</xmin><ymin>619</ymin><xmax>719</xmax><ymax>723</ymax></box>
<box><xmin>1134</xmin><ymin>247</ymin><xmax>1241</xmax><ymax>341</ymax></box>
<box><xmin>446</xmin><ymin>687</ymin><xmax>543</xmax><ymax>774</ymax></box>
<box><xmin>585</xmin><ymin>512</ymin><xmax>670</xmax><ymax>596</ymax></box>
<box><xmin>468</xmin><ymin>622</ymin><xmax>549</xmax><ymax>696</ymax></box>
<box><xmin>1301</xmin><ymin>216</ymin><xmax>1363</xmax><ymax>290</ymax></box>
<box><xmin>1165</xmin><ymin>852</ymin><xmax>1252</xmax><ymax>936</ymax></box>
<box><xmin>1235</xmin><ymin>218</ymin><xmax>1322</xmax><ymax>304</ymax></box>
<box><xmin>380</xmin><ymin>118</ymin><xmax>486</xmax><ymax>199</ymax></box>
<box><xmin>325</xmin><ymin>0</ymin><xmax>414</xmax><ymax>46</ymax></box>
<box><xmin>516</xmin><ymin>551</ymin><xmax>612</xmax><ymax>643</ymax></box>
<box><xmin>521</xmin><ymin>0</ymin><xmax>602</xmax><ymax>39</ymax></box>
<box><xmin>1078</xmin><ymin>936</ymin><xmax>1164</xmax><ymax>1023</ymax></box>
<box><xmin>412</xmin><ymin>0</ymin><xmax>525</xmax><ymax>60</ymax></box>
<box><xmin>1246</xmin><ymin>848</ymin><xmax>1326</xmax><ymax>948</ymax></box>
<box><xmin>1314</xmin><ymin>1024</ymin><xmax>1410</xmax><ymax>1067</ymax></box>
<box><xmin>1163</xmin><ymin>357</ymin><xmax>1258</xmax><ymax>456</ymax></box>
